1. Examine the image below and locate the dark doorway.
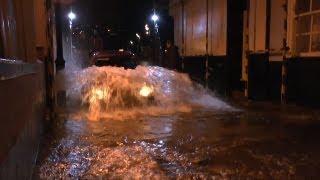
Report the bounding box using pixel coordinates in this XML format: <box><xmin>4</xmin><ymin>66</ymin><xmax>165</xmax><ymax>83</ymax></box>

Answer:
<box><xmin>226</xmin><ymin>0</ymin><xmax>247</xmax><ymax>93</ymax></box>
<box><xmin>159</xmin><ymin>16</ymin><xmax>174</xmax><ymax>47</ymax></box>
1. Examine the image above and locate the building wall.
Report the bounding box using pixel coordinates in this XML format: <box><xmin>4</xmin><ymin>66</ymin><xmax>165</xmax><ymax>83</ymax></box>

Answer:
<box><xmin>0</xmin><ymin>0</ymin><xmax>19</xmax><ymax>59</ymax></box>
<box><xmin>0</xmin><ymin>0</ymin><xmax>42</xmax><ymax>62</ymax></box>
<box><xmin>169</xmin><ymin>0</ymin><xmax>320</xmax><ymax>105</ymax></box>
<box><xmin>34</xmin><ymin>0</ymin><xmax>49</xmax><ymax>51</ymax></box>
<box><xmin>0</xmin><ymin>0</ymin><xmax>55</xmax><ymax>178</ymax></box>
<box><xmin>248</xmin><ymin>0</ymin><xmax>267</xmax><ymax>52</ymax></box>
<box><xmin>16</xmin><ymin>0</ymin><xmax>37</xmax><ymax>62</ymax></box>
<box><xmin>169</xmin><ymin>0</ymin><xmax>230</xmax><ymax>94</ymax></box>
<box><xmin>245</xmin><ymin>0</ymin><xmax>320</xmax><ymax>105</ymax></box>
<box><xmin>0</xmin><ymin>61</ymin><xmax>45</xmax><ymax>179</ymax></box>
<box><xmin>169</xmin><ymin>0</ymin><xmax>184</xmax><ymax>55</ymax></box>
<box><xmin>0</xmin><ymin>0</ymin><xmax>56</xmax><ymax>105</ymax></box>
<box><xmin>284</xmin><ymin>0</ymin><xmax>320</xmax><ymax>105</ymax></box>
<box><xmin>209</xmin><ymin>0</ymin><xmax>227</xmax><ymax>56</ymax></box>
<box><xmin>287</xmin><ymin>57</ymin><xmax>320</xmax><ymax>106</ymax></box>
<box><xmin>184</xmin><ymin>0</ymin><xmax>207</xmax><ymax>56</ymax></box>
<box><xmin>270</xmin><ymin>0</ymin><xmax>286</xmax><ymax>53</ymax></box>
<box><xmin>244</xmin><ymin>0</ymin><xmax>286</xmax><ymax>101</ymax></box>
<box><xmin>169</xmin><ymin>0</ymin><xmax>227</xmax><ymax>56</ymax></box>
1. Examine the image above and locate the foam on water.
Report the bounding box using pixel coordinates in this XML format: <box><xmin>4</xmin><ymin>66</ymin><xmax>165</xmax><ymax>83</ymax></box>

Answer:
<box><xmin>65</xmin><ymin>65</ymin><xmax>233</xmax><ymax>120</ymax></box>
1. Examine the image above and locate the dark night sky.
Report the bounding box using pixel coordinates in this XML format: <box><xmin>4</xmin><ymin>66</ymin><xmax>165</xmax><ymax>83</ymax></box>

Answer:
<box><xmin>70</xmin><ymin>0</ymin><xmax>168</xmax><ymax>32</ymax></box>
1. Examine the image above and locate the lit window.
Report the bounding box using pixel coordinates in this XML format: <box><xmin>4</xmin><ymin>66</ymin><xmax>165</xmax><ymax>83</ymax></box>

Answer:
<box><xmin>295</xmin><ymin>0</ymin><xmax>320</xmax><ymax>54</ymax></box>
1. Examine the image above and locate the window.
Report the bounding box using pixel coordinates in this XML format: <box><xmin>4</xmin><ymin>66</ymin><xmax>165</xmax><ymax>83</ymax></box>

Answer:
<box><xmin>295</xmin><ymin>0</ymin><xmax>320</xmax><ymax>55</ymax></box>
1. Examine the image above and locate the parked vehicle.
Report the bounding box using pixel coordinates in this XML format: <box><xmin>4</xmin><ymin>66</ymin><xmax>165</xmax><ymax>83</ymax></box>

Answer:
<box><xmin>90</xmin><ymin>49</ymin><xmax>138</xmax><ymax>69</ymax></box>
<box><xmin>88</xmin><ymin>27</ymin><xmax>139</xmax><ymax>69</ymax></box>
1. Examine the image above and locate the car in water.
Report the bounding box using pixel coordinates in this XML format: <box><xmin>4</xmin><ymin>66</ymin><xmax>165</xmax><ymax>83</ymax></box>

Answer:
<box><xmin>90</xmin><ymin>49</ymin><xmax>138</xmax><ymax>69</ymax></box>
<box><xmin>89</xmin><ymin>28</ymin><xmax>139</xmax><ymax>69</ymax></box>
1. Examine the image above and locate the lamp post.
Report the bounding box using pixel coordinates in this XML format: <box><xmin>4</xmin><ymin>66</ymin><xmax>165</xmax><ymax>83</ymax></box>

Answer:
<box><xmin>55</xmin><ymin>3</ymin><xmax>65</xmax><ymax>70</ymax></box>
<box><xmin>151</xmin><ymin>12</ymin><xmax>161</xmax><ymax>66</ymax></box>
<box><xmin>151</xmin><ymin>14</ymin><xmax>159</xmax><ymax>33</ymax></box>
<box><xmin>68</xmin><ymin>11</ymin><xmax>75</xmax><ymax>29</ymax></box>
<box><xmin>68</xmin><ymin>11</ymin><xmax>76</xmax><ymax>62</ymax></box>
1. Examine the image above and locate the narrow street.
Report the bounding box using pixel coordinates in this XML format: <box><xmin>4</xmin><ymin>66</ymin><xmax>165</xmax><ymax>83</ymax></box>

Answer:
<box><xmin>2</xmin><ymin>0</ymin><xmax>320</xmax><ymax>179</ymax></box>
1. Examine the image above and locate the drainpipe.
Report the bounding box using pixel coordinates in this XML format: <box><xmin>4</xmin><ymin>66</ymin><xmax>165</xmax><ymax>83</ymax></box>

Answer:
<box><xmin>181</xmin><ymin>0</ymin><xmax>185</xmax><ymax>71</ymax></box>
<box><xmin>45</xmin><ymin>0</ymin><xmax>56</xmax><ymax>119</ymax></box>
<box><xmin>54</xmin><ymin>2</ymin><xmax>67</xmax><ymax>108</ymax></box>
<box><xmin>243</xmin><ymin>0</ymin><xmax>249</xmax><ymax>97</ymax></box>
<box><xmin>55</xmin><ymin>2</ymin><xmax>65</xmax><ymax>71</ymax></box>
<box><xmin>205</xmin><ymin>0</ymin><xmax>209</xmax><ymax>88</ymax></box>
<box><xmin>266</xmin><ymin>0</ymin><xmax>271</xmax><ymax>98</ymax></box>
<box><xmin>281</xmin><ymin>0</ymin><xmax>289</xmax><ymax>103</ymax></box>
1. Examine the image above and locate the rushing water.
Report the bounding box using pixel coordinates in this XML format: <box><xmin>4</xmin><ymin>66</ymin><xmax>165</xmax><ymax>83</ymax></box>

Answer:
<box><xmin>65</xmin><ymin>66</ymin><xmax>233</xmax><ymax>120</ymax></box>
<box><xmin>34</xmin><ymin>66</ymin><xmax>320</xmax><ymax>179</ymax></box>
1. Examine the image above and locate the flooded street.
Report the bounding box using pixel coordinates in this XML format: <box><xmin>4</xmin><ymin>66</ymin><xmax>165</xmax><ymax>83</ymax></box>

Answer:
<box><xmin>34</xmin><ymin>66</ymin><xmax>320</xmax><ymax>179</ymax></box>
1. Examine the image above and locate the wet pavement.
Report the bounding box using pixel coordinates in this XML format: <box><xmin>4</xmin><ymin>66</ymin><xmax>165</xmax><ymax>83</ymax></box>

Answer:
<box><xmin>33</xmin><ymin>101</ymin><xmax>320</xmax><ymax>179</ymax></box>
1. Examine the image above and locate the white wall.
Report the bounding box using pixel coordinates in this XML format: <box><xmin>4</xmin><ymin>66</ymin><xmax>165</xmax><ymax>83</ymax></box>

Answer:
<box><xmin>248</xmin><ymin>0</ymin><xmax>267</xmax><ymax>52</ymax></box>
<box><xmin>270</xmin><ymin>0</ymin><xmax>286</xmax><ymax>52</ymax></box>
<box><xmin>169</xmin><ymin>0</ymin><xmax>227</xmax><ymax>56</ymax></box>
<box><xmin>208</xmin><ymin>0</ymin><xmax>227</xmax><ymax>56</ymax></box>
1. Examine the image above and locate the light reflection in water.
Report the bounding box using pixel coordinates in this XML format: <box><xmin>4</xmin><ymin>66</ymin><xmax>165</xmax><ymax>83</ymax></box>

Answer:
<box><xmin>35</xmin><ymin>108</ymin><xmax>318</xmax><ymax>179</ymax></box>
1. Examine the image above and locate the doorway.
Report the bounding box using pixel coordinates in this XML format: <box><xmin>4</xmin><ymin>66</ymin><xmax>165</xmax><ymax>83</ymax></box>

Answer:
<box><xmin>226</xmin><ymin>0</ymin><xmax>247</xmax><ymax>93</ymax></box>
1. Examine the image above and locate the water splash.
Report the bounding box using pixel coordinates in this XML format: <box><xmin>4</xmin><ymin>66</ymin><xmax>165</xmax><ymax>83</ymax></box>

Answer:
<box><xmin>66</xmin><ymin>66</ymin><xmax>233</xmax><ymax>120</ymax></box>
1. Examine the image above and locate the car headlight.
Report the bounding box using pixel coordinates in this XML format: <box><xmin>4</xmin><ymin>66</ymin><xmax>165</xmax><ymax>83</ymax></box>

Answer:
<box><xmin>92</xmin><ymin>88</ymin><xmax>108</xmax><ymax>100</ymax></box>
<box><xmin>139</xmin><ymin>84</ymin><xmax>153</xmax><ymax>97</ymax></box>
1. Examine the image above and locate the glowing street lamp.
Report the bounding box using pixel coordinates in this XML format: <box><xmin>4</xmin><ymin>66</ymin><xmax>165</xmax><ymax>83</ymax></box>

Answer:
<box><xmin>151</xmin><ymin>14</ymin><xmax>159</xmax><ymax>22</ymax></box>
<box><xmin>151</xmin><ymin>13</ymin><xmax>159</xmax><ymax>34</ymax></box>
<box><xmin>68</xmin><ymin>11</ymin><xmax>76</xmax><ymax>29</ymax></box>
<box><xmin>68</xmin><ymin>11</ymin><xmax>76</xmax><ymax>21</ymax></box>
<box><xmin>68</xmin><ymin>11</ymin><xmax>76</xmax><ymax>28</ymax></box>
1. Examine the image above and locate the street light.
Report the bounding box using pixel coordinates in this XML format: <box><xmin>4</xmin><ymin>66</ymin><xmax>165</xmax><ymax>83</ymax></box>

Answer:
<box><xmin>151</xmin><ymin>14</ymin><xmax>159</xmax><ymax>22</ymax></box>
<box><xmin>150</xmin><ymin>11</ymin><xmax>161</xmax><ymax>66</ymax></box>
<box><xmin>68</xmin><ymin>11</ymin><xmax>76</xmax><ymax>29</ymax></box>
<box><xmin>151</xmin><ymin>13</ymin><xmax>159</xmax><ymax>34</ymax></box>
<box><xmin>68</xmin><ymin>11</ymin><xmax>76</xmax><ymax>21</ymax></box>
<box><xmin>68</xmin><ymin>11</ymin><xmax>76</xmax><ymax>62</ymax></box>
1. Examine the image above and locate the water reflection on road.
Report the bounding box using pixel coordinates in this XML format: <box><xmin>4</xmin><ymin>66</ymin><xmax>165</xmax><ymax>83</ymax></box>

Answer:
<box><xmin>34</xmin><ymin>105</ymin><xmax>320</xmax><ymax>179</ymax></box>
